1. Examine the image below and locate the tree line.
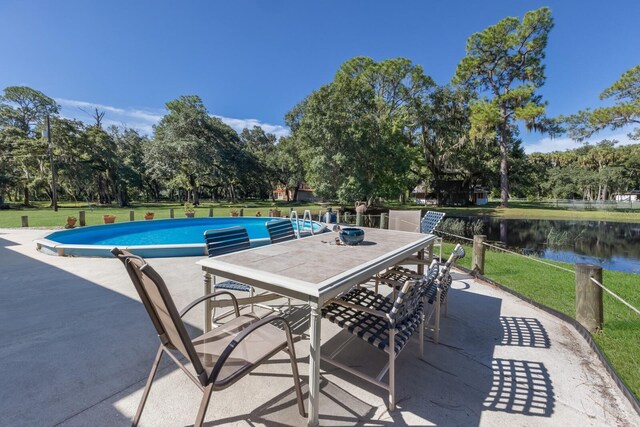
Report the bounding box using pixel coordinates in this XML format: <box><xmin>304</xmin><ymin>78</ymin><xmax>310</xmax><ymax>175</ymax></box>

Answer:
<box><xmin>0</xmin><ymin>7</ymin><xmax>638</xmax><ymax>209</ymax></box>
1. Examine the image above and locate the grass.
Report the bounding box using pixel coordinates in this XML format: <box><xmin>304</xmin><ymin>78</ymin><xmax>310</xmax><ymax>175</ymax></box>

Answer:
<box><xmin>389</xmin><ymin>200</ymin><xmax>640</xmax><ymax>223</ymax></box>
<box><xmin>4</xmin><ymin>199</ymin><xmax>640</xmax><ymax>228</ymax></box>
<box><xmin>442</xmin><ymin>241</ymin><xmax>640</xmax><ymax>400</ymax></box>
<box><xmin>0</xmin><ymin>201</ymin><xmax>339</xmax><ymax>228</ymax></box>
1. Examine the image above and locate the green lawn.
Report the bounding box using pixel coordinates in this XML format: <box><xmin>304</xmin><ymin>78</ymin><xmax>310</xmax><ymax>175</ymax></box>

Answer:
<box><xmin>3</xmin><ymin>199</ymin><xmax>640</xmax><ymax>228</ymax></box>
<box><xmin>0</xmin><ymin>201</ymin><xmax>339</xmax><ymax>228</ymax></box>
<box><xmin>442</xmin><ymin>241</ymin><xmax>640</xmax><ymax>400</ymax></box>
<box><xmin>389</xmin><ymin>200</ymin><xmax>640</xmax><ymax>223</ymax></box>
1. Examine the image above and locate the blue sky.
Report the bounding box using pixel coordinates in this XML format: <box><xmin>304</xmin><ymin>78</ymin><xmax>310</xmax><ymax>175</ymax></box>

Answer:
<box><xmin>1</xmin><ymin>0</ymin><xmax>638</xmax><ymax>152</ymax></box>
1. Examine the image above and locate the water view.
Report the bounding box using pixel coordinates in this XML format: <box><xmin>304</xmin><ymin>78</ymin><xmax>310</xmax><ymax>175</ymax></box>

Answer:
<box><xmin>450</xmin><ymin>216</ymin><xmax>640</xmax><ymax>274</ymax></box>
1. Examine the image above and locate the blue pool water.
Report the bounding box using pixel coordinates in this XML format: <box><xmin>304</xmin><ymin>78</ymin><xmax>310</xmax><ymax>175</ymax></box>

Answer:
<box><xmin>38</xmin><ymin>217</ymin><xmax>325</xmax><ymax>257</ymax></box>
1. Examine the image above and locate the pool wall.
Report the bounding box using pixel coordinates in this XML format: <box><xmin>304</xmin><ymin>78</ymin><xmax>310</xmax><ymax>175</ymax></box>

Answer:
<box><xmin>35</xmin><ymin>217</ymin><xmax>325</xmax><ymax>258</ymax></box>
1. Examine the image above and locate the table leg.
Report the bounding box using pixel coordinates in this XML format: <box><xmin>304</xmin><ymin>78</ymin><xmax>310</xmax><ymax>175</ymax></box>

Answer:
<box><xmin>307</xmin><ymin>301</ymin><xmax>321</xmax><ymax>427</ymax></box>
<box><xmin>427</xmin><ymin>242</ymin><xmax>434</xmax><ymax>265</ymax></box>
<box><xmin>203</xmin><ymin>271</ymin><xmax>212</xmax><ymax>333</ymax></box>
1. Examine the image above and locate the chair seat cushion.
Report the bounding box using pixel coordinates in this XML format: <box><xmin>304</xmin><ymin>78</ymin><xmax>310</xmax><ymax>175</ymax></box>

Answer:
<box><xmin>321</xmin><ymin>287</ymin><xmax>422</xmax><ymax>355</ymax></box>
<box><xmin>214</xmin><ymin>280</ymin><xmax>252</xmax><ymax>293</ymax></box>
<box><xmin>192</xmin><ymin>314</ymin><xmax>287</xmax><ymax>387</ymax></box>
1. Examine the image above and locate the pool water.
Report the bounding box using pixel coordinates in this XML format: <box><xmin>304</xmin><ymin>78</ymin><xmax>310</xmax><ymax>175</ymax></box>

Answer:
<box><xmin>37</xmin><ymin>217</ymin><xmax>325</xmax><ymax>258</ymax></box>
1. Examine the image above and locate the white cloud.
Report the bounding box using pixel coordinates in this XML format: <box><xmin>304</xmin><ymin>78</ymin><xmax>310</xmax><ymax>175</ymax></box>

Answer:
<box><xmin>213</xmin><ymin>115</ymin><xmax>290</xmax><ymax>139</ymax></box>
<box><xmin>524</xmin><ymin>131</ymin><xmax>637</xmax><ymax>154</ymax></box>
<box><xmin>55</xmin><ymin>97</ymin><xmax>290</xmax><ymax>139</ymax></box>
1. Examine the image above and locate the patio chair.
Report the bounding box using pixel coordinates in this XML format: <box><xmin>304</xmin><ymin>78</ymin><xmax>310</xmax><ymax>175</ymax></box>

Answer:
<box><xmin>320</xmin><ymin>261</ymin><xmax>439</xmax><ymax>411</ymax></box>
<box><xmin>265</xmin><ymin>219</ymin><xmax>296</xmax><ymax>310</ymax></box>
<box><xmin>388</xmin><ymin>209</ymin><xmax>421</xmax><ymax>232</ymax></box>
<box><xmin>204</xmin><ymin>226</ymin><xmax>284</xmax><ymax>321</ymax></box>
<box><xmin>111</xmin><ymin>248</ymin><xmax>305</xmax><ymax>426</ymax></box>
<box><xmin>266</xmin><ymin>218</ymin><xmax>297</xmax><ymax>244</ymax></box>
<box><xmin>421</xmin><ymin>211</ymin><xmax>446</xmax><ymax>261</ymax></box>
<box><xmin>378</xmin><ymin>244</ymin><xmax>465</xmax><ymax>344</ymax></box>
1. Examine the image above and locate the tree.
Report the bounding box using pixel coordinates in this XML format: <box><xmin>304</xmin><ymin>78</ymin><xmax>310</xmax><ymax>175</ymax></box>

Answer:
<box><xmin>287</xmin><ymin>57</ymin><xmax>434</xmax><ymax>204</ymax></box>
<box><xmin>272</xmin><ymin>136</ymin><xmax>306</xmax><ymax>201</ymax></box>
<box><xmin>564</xmin><ymin>65</ymin><xmax>640</xmax><ymax>141</ymax></box>
<box><xmin>454</xmin><ymin>7</ymin><xmax>554</xmax><ymax>207</ymax></box>
<box><xmin>238</xmin><ymin>126</ymin><xmax>277</xmax><ymax>199</ymax></box>
<box><xmin>0</xmin><ymin>86</ymin><xmax>60</xmax><ymax>205</ymax></box>
<box><xmin>149</xmin><ymin>95</ymin><xmax>240</xmax><ymax>204</ymax></box>
<box><xmin>410</xmin><ymin>85</ymin><xmax>471</xmax><ymax>205</ymax></box>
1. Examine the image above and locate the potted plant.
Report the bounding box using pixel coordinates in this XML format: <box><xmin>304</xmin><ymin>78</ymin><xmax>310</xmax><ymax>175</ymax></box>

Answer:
<box><xmin>103</xmin><ymin>214</ymin><xmax>116</xmax><ymax>224</ymax></box>
<box><xmin>184</xmin><ymin>203</ymin><xmax>195</xmax><ymax>218</ymax></box>
<box><xmin>230</xmin><ymin>209</ymin><xmax>240</xmax><ymax>217</ymax></box>
<box><xmin>269</xmin><ymin>203</ymin><xmax>281</xmax><ymax>218</ymax></box>
<box><xmin>144</xmin><ymin>211</ymin><xmax>155</xmax><ymax>220</ymax></box>
<box><xmin>65</xmin><ymin>216</ymin><xmax>77</xmax><ymax>228</ymax></box>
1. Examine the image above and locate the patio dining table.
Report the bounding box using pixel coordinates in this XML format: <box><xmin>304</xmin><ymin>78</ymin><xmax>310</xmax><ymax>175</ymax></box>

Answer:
<box><xmin>197</xmin><ymin>227</ymin><xmax>435</xmax><ymax>426</ymax></box>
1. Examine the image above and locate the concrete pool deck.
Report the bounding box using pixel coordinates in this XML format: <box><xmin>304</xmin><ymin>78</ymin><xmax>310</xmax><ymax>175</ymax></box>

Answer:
<box><xmin>1</xmin><ymin>228</ymin><xmax>638</xmax><ymax>426</ymax></box>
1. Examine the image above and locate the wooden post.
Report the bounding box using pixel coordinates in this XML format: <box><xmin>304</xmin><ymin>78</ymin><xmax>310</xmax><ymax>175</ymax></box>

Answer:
<box><xmin>356</xmin><ymin>212</ymin><xmax>363</xmax><ymax>227</ymax></box>
<box><xmin>576</xmin><ymin>263</ymin><xmax>603</xmax><ymax>332</ymax></box>
<box><xmin>208</xmin><ymin>207</ymin><xmax>213</xmax><ymax>217</ymax></box>
<box><xmin>79</xmin><ymin>210</ymin><xmax>86</xmax><ymax>226</ymax></box>
<box><xmin>21</xmin><ymin>215</ymin><xmax>28</xmax><ymax>227</ymax></box>
<box><xmin>336</xmin><ymin>210</ymin><xmax>341</xmax><ymax>223</ymax></box>
<box><xmin>472</xmin><ymin>235</ymin><xmax>486</xmax><ymax>275</ymax></box>
<box><xmin>380</xmin><ymin>213</ymin><xmax>388</xmax><ymax>229</ymax></box>
<box><xmin>289</xmin><ymin>207</ymin><xmax>293</xmax><ymax>215</ymax></box>
<box><xmin>239</xmin><ymin>208</ymin><xmax>244</xmax><ymax>217</ymax></box>
<box><xmin>129</xmin><ymin>210</ymin><xmax>135</xmax><ymax>221</ymax></box>
<box><xmin>169</xmin><ymin>208</ymin><xmax>174</xmax><ymax>218</ymax></box>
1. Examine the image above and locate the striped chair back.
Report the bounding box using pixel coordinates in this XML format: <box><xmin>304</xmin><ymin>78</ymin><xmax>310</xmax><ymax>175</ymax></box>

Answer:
<box><xmin>387</xmin><ymin>278</ymin><xmax>425</xmax><ymax>329</ymax></box>
<box><xmin>420</xmin><ymin>211</ymin><xmax>445</xmax><ymax>234</ymax></box>
<box><xmin>204</xmin><ymin>226</ymin><xmax>251</xmax><ymax>257</ymax></box>
<box><xmin>434</xmin><ymin>244</ymin><xmax>465</xmax><ymax>302</ymax></box>
<box><xmin>266</xmin><ymin>219</ymin><xmax>296</xmax><ymax>244</ymax></box>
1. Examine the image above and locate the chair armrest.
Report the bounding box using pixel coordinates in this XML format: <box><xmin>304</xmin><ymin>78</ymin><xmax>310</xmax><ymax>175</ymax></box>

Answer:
<box><xmin>209</xmin><ymin>315</ymin><xmax>297</xmax><ymax>383</ymax></box>
<box><xmin>179</xmin><ymin>291</ymin><xmax>240</xmax><ymax>318</ymax></box>
<box><xmin>327</xmin><ymin>298</ymin><xmax>388</xmax><ymax>318</ymax></box>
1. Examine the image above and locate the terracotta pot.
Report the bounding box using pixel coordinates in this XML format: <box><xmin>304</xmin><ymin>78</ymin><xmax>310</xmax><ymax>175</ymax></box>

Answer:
<box><xmin>103</xmin><ymin>215</ymin><xmax>116</xmax><ymax>224</ymax></box>
<box><xmin>144</xmin><ymin>214</ymin><xmax>154</xmax><ymax>220</ymax></box>
<box><xmin>66</xmin><ymin>218</ymin><xmax>77</xmax><ymax>227</ymax></box>
<box><xmin>230</xmin><ymin>212</ymin><xmax>239</xmax><ymax>217</ymax></box>
<box><xmin>269</xmin><ymin>209</ymin><xmax>281</xmax><ymax>218</ymax></box>
<box><xmin>185</xmin><ymin>212</ymin><xmax>195</xmax><ymax>218</ymax></box>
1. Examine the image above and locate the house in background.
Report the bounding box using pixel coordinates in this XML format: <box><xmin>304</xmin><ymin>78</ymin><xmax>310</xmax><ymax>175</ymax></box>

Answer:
<box><xmin>273</xmin><ymin>183</ymin><xmax>321</xmax><ymax>202</ymax></box>
<box><xmin>412</xmin><ymin>182</ymin><xmax>489</xmax><ymax>206</ymax></box>
<box><xmin>471</xmin><ymin>187</ymin><xmax>489</xmax><ymax>205</ymax></box>
<box><xmin>614</xmin><ymin>190</ymin><xmax>640</xmax><ymax>202</ymax></box>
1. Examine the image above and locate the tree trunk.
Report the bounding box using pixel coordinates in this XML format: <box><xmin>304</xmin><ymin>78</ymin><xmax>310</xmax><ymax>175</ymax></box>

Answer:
<box><xmin>23</xmin><ymin>186</ymin><xmax>30</xmax><ymax>207</ymax></box>
<box><xmin>292</xmin><ymin>185</ymin><xmax>299</xmax><ymax>202</ymax></box>
<box><xmin>499</xmin><ymin>134</ymin><xmax>509</xmax><ymax>208</ymax></box>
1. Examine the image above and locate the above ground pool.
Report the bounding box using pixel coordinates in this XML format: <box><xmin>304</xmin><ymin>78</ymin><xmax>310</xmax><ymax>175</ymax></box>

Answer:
<box><xmin>36</xmin><ymin>217</ymin><xmax>326</xmax><ymax>258</ymax></box>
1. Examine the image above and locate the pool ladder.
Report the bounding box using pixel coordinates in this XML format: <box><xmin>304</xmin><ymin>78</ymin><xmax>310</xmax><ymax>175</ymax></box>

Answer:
<box><xmin>289</xmin><ymin>210</ymin><xmax>314</xmax><ymax>237</ymax></box>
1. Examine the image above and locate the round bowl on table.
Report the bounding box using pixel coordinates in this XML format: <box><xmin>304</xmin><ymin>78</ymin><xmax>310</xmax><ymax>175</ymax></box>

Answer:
<box><xmin>339</xmin><ymin>227</ymin><xmax>365</xmax><ymax>246</ymax></box>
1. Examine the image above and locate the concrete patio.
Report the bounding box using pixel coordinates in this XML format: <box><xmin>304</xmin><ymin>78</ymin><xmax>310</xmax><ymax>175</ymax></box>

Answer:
<box><xmin>1</xmin><ymin>228</ymin><xmax>638</xmax><ymax>426</ymax></box>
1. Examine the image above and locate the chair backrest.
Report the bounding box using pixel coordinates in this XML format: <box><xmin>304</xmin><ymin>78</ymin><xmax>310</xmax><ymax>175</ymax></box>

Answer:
<box><xmin>386</xmin><ymin>263</ymin><xmax>436</xmax><ymax>329</ymax></box>
<box><xmin>435</xmin><ymin>244</ymin><xmax>465</xmax><ymax>301</ymax></box>
<box><xmin>388</xmin><ymin>210</ymin><xmax>422</xmax><ymax>232</ymax></box>
<box><xmin>111</xmin><ymin>248</ymin><xmax>206</xmax><ymax>381</ymax></box>
<box><xmin>204</xmin><ymin>226</ymin><xmax>250</xmax><ymax>257</ymax></box>
<box><xmin>266</xmin><ymin>219</ymin><xmax>296</xmax><ymax>244</ymax></box>
<box><xmin>420</xmin><ymin>211</ymin><xmax>445</xmax><ymax>234</ymax></box>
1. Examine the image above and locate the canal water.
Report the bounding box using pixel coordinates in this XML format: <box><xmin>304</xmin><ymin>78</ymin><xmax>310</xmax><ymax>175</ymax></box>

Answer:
<box><xmin>447</xmin><ymin>216</ymin><xmax>640</xmax><ymax>274</ymax></box>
